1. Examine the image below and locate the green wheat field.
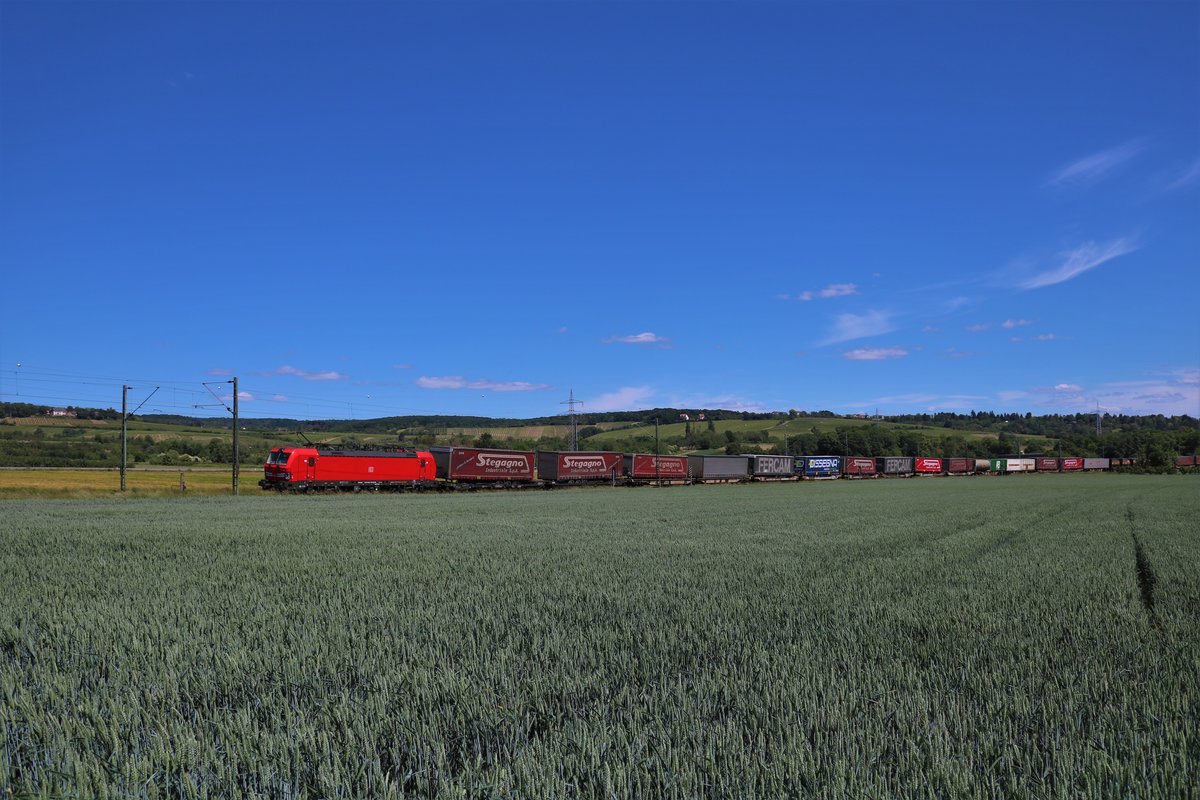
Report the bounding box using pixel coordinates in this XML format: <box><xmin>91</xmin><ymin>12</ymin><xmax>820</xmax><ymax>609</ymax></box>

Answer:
<box><xmin>2</xmin><ymin>475</ymin><xmax>1197</xmax><ymax>798</ymax></box>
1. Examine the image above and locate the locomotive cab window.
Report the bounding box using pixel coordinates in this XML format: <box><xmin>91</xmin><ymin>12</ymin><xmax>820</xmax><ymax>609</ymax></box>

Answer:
<box><xmin>267</xmin><ymin>450</ymin><xmax>291</xmax><ymax>465</ymax></box>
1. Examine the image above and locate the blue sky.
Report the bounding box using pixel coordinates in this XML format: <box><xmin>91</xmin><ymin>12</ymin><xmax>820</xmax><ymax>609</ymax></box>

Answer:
<box><xmin>2</xmin><ymin>1</ymin><xmax>1197</xmax><ymax>420</ymax></box>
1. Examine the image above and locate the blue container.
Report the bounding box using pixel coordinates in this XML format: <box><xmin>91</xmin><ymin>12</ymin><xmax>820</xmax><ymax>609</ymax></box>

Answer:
<box><xmin>801</xmin><ymin>455</ymin><xmax>842</xmax><ymax>478</ymax></box>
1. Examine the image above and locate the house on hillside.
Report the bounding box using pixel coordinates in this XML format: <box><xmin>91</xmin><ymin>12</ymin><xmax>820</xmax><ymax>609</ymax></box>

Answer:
<box><xmin>44</xmin><ymin>408</ymin><xmax>78</xmax><ymax>418</ymax></box>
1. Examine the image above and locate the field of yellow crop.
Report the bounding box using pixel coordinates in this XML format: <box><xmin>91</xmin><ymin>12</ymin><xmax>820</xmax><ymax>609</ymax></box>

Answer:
<box><xmin>0</xmin><ymin>468</ymin><xmax>240</xmax><ymax>497</ymax></box>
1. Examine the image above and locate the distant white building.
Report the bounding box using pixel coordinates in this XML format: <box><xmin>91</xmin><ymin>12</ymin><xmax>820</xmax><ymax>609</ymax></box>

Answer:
<box><xmin>45</xmin><ymin>408</ymin><xmax>78</xmax><ymax>418</ymax></box>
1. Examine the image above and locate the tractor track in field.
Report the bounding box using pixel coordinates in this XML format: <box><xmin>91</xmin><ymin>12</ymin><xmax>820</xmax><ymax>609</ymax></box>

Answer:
<box><xmin>1127</xmin><ymin>505</ymin><xmax>1160</xmax><ymax>629</ymax></box>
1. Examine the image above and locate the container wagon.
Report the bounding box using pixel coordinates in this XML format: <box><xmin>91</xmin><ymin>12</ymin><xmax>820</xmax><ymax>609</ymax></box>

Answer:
<box><xmin>1083</xmin><ymin>458</ymin><xmax>1111</xmax><ymax>470</ymax></box>
<box><xmin>625</xmin><ymin>454</ymin><xmax>690</xmax><ymax>483</ymax></box>
<box><xmin>1176</xmin><ymin>455</ymin><xmax>1199</xmax><ymax>468</ymax></box>
<box><xmin>746</xmin><ymin>454</ymin><xmax>796</xmax><ymax>480</ymax></box>
<box><xmin>801</xmin><ymin>455</ymin><xmax>842</xmax><ymax>479</ymax></box>
<box><xmin>877</xmin><ymin>456</ymin><xmax>915</xmax><ymax>477</ymax></box>
<box><xmin>990</xmin><ymin>458</ymin><xmax>1035</xmax><ymax>473</ymax></box>
<box><xmin>537</xmin><ymin>451</ymin><xmax>623</xmax><ymax>483</ymax></box>
<box><xmin>688</xmin><ymin>455</ymin><xmax>750</xmax><ymax>483</ymax></box>
<box><xmin>1061</xmin><ymin>457</ymin><xmax>1083</xmax><ymax>471</ymax></box>
<box><xmin>843</xmin><ymin>457</ymin><xmax>877</xmax><ymax>478</ymax></box>
<box><xmin>429</xmin><ymin>446</ymin><xmax>537</xmax><ymax>483</ymax></box>
<box><xmin>946</xmin><ymin>458</ymin><xmax>972</xmax><ymax>475</ymax></box>
<box><xmin>914</xmin><ymin>457</ymin><xmax>944</xmax><ymax>475</ymax></box>
<box><xmin>1037</xmin><ymin>457</ymin><xmax>1059</xmax><ymax>472</ymax></box>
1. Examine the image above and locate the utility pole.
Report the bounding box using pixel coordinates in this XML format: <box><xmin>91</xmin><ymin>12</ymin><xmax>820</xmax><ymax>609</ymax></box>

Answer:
<box><xmin>120</xmin><ymin>384</ymin><xmax>158</xmax><ymax>493</ymax></box>
<box><xmin>199</xmin><ymin>378</ymin><xmax>238</xmax><ymax>496</ymax></box>
<box><xmin>232</xmin><ymin>376</ymin><xmax>240</xmax><ymax>496</ymax></box>
<box><xmin>655</xmin><ymin>417</ymin><xmax>660</xmax><ymax>487</ymax></box>
<box><xmin>560</xmin><ymin>389</ymin><xmax>583</xmax><ymax>451</ymax></box>
<box><xmin>121</xmin><ymin>385</ymin><xmax>128</xmax><ymax>492</ymax></box>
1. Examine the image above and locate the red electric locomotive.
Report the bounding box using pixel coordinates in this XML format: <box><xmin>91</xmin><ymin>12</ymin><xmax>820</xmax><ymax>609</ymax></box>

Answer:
<box><xmin>260</xmin><ymin>446</ymin><xmax>436</xmax><ymax>492</ymax></box>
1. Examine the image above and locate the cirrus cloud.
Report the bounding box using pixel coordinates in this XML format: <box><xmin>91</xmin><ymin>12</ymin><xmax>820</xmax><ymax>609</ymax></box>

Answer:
<box><xmin>1048</xmin><ymin>140</ymin><xmax>1144</xmax><ymax>187</ymax></box>
<box><xmin>604</xmin><ymin>332</ymin><xmax>670</xmax><ymax>345</ymax></box>
<box><xmin>795</xmin><ymin>283</ymin><xmax>859</xmax><ymax>301</ymax></box>
<box><xmin>1019</xmin><ymin>238</ymin><xmax>1138</xmax><ymax>290</ymax></box>
<box><xmin>842</xmin><ymin>346</ymin><xmax>908</xmax><ymax>361</ymax></box>
<box><xmin>587</xmin><ymin>386</ymin><xmax>655</xmax><ymax>412</ymax></box>
<box><xmin>263</xmin><ymin>365</ymin><xmax>347</xmax><ymax>381</ymax></box>
<box><xmin>821</xmin><ymin>310</ymin><xmax>895</xmax><ymax>345</ymax></box>
<box><xmin>415</xmin><ymin>376</ymin><xmax>550</xmax><ymax>392</ymax></box>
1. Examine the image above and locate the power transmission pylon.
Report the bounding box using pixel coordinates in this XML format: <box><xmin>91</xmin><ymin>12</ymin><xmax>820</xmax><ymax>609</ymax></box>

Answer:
<box><xmin>561</xmin><ymin>389</ymin><xmax>583</xmax><ymax>451</ymax></box>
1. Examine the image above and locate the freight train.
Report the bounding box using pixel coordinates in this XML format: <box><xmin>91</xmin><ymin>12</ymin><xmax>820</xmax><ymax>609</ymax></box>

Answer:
<box><xmin>260</xmin><ymin>444</ymin><xmax>1185</xmax><ymax>492</ymax></box>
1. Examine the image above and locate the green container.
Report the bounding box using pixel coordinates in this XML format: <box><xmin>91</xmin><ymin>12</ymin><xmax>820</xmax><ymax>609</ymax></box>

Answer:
<box><xmin>990</xmin><ymin>458</ymin><xmax>1007</xmax><ymax>472</ymax></box>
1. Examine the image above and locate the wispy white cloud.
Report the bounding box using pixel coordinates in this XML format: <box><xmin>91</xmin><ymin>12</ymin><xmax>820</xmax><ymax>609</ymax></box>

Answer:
<box><xmin>1164</xmin><ymin>157</ymin><xmax>1200</xmax><ymax>192</ymax></box>
<box><xmin>1020</xmin><ymin>238</ymin><xmax>1138</xmax><ymax>290</ymax></box>
<box><xmin>922</xmin><ymin>324</ymin><xmax>941</xmax><ymax>333</ymax></box>
<box><xmin>271</xmin><ymin>394</ymin><xmax>288</xmax><ymax>403</ymax></box>
<box><xmin>416</xmin><ymin>376</ymin><xmax>550</xmax><ymax>392</ymax></box>
<box><xmin>669</xmin><ymin>394</ymin><xmax>768</xmax><ymax>413</ymax></box>
<box><xmin>264</xmin><ymin>365</ymin><xmax>347</xmax><ymax>381</ymax></box>
<box><xmin>942</xmin><ymin>348</ymin><xmax>974</xmax><ymax>360</ymax></box>
<box><xmin>1027</xmin><ymin>384</ymin><xmax>1091</xmax><ymax>407</ymax></box>
<box><xmin>588</xmin><ymin>386</ymin><xmax>655</xmax><ymax>412</ymax></box>
<box><xmin>1036</xmin><ymin>333</ymin><xmax>1058</xmax><ymax>341</ymax></box>
<box><xmin>797</xmin><ymin>283</ymin><xmax>858</xmax><ymax>301</ymax></box>
<box><xmin>1175</xmin><ymin>368</ymin><xmax>1200</xmax><ymax>385</ymax></box>
<box><xmin>392</xmin><ymin>363</ymin><xmax>412</xmax><ymax>370</ymax></box>
<box><xmin>1001</xmin><ymin>319</ymin><xmax>1032</xmax><ymax>329</ymax></box>
<box><xmin>1048</xmin><ymin>140</ymin><xmax>1144</xmax><ymax>186</ymax></box>
<box><xmin>604</xmin><ymin>332</ymin><xmax>670</xmax><ymax>346</ymax></box>
<box><xmin>842</xmin><ymin>346</ymin><xmax>908</xmax><ymax>361</ymax></box>
<box><xmin>821</xmin><ymin>310</ymin><xmax>894</xmax><ymax>345</ymax></box>
<box><xmin>845</xmin><ymin>392</ymin><xmax>986</xmax><ymax>411</ymax></box>
<box><xmin>1025</xmin><ymin>370</ymin><xmax>1199</xmax><ymax>416</ymax></box>
<box><xmin>966</xmin><ymin>323</ymin><xmax>990</xmax><ymax>333</ymax></box>
<box><xmin>207</xmin><ymin>368</ymin><xmax>233</xmax><ymax>376</ymax></box>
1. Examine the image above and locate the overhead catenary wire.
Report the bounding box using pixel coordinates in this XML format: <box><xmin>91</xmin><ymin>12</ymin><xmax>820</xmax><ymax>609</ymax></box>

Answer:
<box><xmin>1</xmin><ymin>364</ymin><xmax>495</xmax><ymax>423</ymax></box>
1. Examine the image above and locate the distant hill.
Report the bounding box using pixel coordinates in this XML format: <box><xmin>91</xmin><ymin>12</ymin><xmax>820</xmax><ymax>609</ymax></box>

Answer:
<box><xmin>2</xmin><ymin>402</ymin><xmax>1196</xmax><ymax>469</ymax></box>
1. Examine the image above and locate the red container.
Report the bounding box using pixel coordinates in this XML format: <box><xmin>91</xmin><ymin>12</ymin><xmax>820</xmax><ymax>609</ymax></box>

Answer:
<box><xmin>946</xmin><ymin>458</ymin><xmax>972</xmax><ymax>474</ymax></box>
<box><xmin>1177</xmin><ymin>455</ymin><xmax>1198</xmax><ymax>468</ymax></box>
<box><xmin>843</xmin><ymin>457</ymin><xmax>877</xmax><ymax>476</ymax></box>
<box><xmin>1061</xmin><ymin>457</ymin><xmax>1083</xmax><ymax>471</ymax></box>
<box><xmin>538</xmin><ymin>451</ymin><xmax>623</xmax><ymax>482</ymax></box>
<box><xmin>625</xmin><ymin>454</ymin><xmax>689</xmax><ymax>480</ymax></box>
<box><xmin>1037</xmin><ymin>458</ymin><xmax>1059</xmax><ymax>472</ymax></box>
<box><xmin>914</xmin><ymin>457</ymin><xmax>943</xmax><ymax>474</ymax></box>
<box><xmin>444</xmin><ymin>448</ymin><xmax>536</xmax><ymax>481</ymax></box>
